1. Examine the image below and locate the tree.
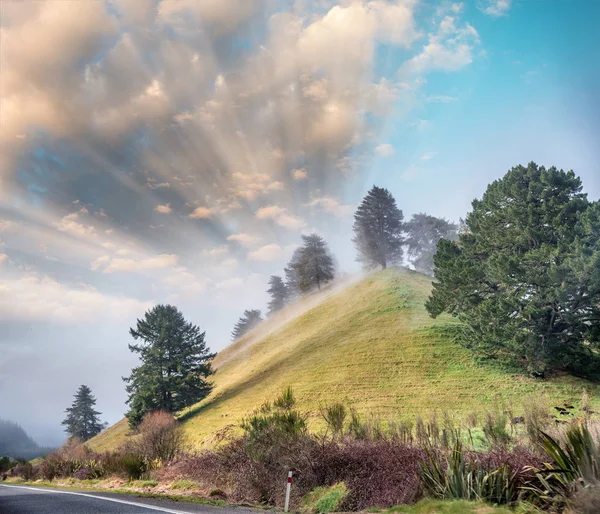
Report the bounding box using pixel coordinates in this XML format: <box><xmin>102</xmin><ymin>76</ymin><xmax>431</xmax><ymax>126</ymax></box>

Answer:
<box><xmin>124</xmin><ymin>305</ymin><xmax>215</xmax><ymax>428</ymax></box>
<box><xmin>426</xmin><ymin>162</ymin><xmax>600</xmax><ymax>377</ymax></box>
<box><xmin>405</xmin><ymin>213</ymin><xmax>458</xmax><ymax>276</ymax></box>
<box><xmin>284</xmin><ymin>248</ymin><xmax>303</xmax><ymax>300</ymax></box>
<box><xmin>267</xmin><ymin>275</ymin><xmax>288</xmax><ymax>315</ymax></box>
<box><xmin>231</xmin><ymin>309</ymin><xmax>263</xmax><ymax>340</ymax></box>
<box><xmin>295</xmin><ymin>234</ymin><xmax>335</xmax><ymax>292</ymax></box>
<box><xmin>61</xmin><ymin>385</ymin><xmax>106</xmax><ymax>441</ymax></box>
<box><xmin>352</xmin><ymin>185</ymin><xmax>404</xmax><ymax>270</ymax></box>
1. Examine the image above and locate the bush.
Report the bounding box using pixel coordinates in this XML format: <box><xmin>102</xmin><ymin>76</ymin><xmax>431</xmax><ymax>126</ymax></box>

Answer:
<box><xmin>11</xmin><ymin>462</ymin><xmax>35</xmax><ymax>481</ymax></box>
<box><xmin>135</xmin><ymin>411</ymin><xmax>183</xmax><ymax>463</ymax></box>
<box><xmin>301</xmin><ymin>483</ymin><xmax>348</xmax><ymax>514</ymax></box>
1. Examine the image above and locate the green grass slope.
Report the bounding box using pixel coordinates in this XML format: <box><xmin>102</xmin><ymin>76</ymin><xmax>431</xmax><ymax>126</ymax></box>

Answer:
<box><xmin>90</xmin><ymin>268</ymin><xmax>600</xmax><ymax>451</ymax></box>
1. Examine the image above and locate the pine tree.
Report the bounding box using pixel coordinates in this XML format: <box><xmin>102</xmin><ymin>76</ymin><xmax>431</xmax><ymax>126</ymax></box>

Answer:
<box><xmin>267</xmin><ymin>275</ymin><xmax>288</xmax><ymax>315</ymax></box>
<box><xmin>124</xmin><ymin>305</ymin><xmax>215</xmax><ymax>428</ymax></box>
<box><xmin>231</xmin><ymin>309</ymin><xmax>263</xmax><ymax>340</ymax></box>
<box><xmin>352</xmin><ymin>185</ymin><xmax>404</xmax><ymax>270</ymax></box>
<box><xmin>61</xmin><ymin>385</ymin><xmax>106</xmax><ymax>441</ymax></box>
<box><xmin>295</xmin><ymin>234</ymin><xmax>335</xmax><ymax>292</ymax></box>
<box><xmin>284</xmin><ymin>248</ymin><xmax>303</xmax><ymax>300</ymax></box>
<box><xmin>405</xmin><ymin>213</ymin><xmax>458</xmax><ymax>276</ymax></box>
<box><xmin>426</xmin><ymin>162</ymin><xmax>600</xmax><ymax>377</ymax></box>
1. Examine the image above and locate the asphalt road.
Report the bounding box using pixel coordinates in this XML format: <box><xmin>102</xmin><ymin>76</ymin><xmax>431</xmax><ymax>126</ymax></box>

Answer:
<box><xmin>0</xmin><ymin>484</ymin><xmax>257</xmax><ymax>514</ymax></box>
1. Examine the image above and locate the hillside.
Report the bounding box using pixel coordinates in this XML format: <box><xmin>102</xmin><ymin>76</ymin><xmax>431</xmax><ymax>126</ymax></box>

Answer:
<box><xmin>0</xmin><ymin>419</ymin><xmax>50</xmax><ymax>459</ymax></box>
<box><xmin>90</xmin><ymin>268</ymin><xmax>600</xmax><ymax>451</ymax></box>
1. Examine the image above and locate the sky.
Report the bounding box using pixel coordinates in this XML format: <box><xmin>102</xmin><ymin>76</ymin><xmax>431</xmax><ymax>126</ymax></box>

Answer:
<box><xmin>1</xmin><ymin>0</ymin><xmax>599</xmax><ymax>447</ymax></box>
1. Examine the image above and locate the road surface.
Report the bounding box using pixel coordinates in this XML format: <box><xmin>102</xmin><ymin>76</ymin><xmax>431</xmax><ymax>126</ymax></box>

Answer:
<box><xmin>0</xmin><ymin>484</ymin><xmax>257</xmax><ymax>514</ymax></box>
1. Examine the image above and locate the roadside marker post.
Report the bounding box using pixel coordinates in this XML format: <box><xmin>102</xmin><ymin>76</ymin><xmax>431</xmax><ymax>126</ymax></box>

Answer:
<box><xmin>284</xmin><ymin>471</ymin><xmax>293</xmax><ymax>512</ymax></box>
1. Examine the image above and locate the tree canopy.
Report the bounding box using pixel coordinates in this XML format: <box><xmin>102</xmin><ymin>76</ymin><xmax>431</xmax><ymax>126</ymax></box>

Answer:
<box><xmin>352</xmin><ymin>185</ymin><xmax>404</xmax><ymax>270</ymax></box>
<box><xmin>426</xmin><ymin>162</ymin><xmax>600</xmax><ymax>377</ymax></box>
<box><xmin>284</xmin><ymin>247</ymin><xmax>303</xmax><ymax>300</ymax></box>
<box><xmin>124</xmin><ymin>305</ymin><xmax>215</xmax><ymax>427</ymax></box>
<box><xmin>405</xmin><ymin>213</ymin><xmax>458</xmax><ymax>276</ymax></box>
<box><xmin>266</xmin><ymin>275</ymin><xmax>288</xmax><ymax>315</ymax></box>
<box><xmin>295</xmin><ymin>234</ymin><xmax>335</xmax><ymax>292</ymax></box>
<box><xmin>231</xmin><ymin>309</ymin><xmax>263</xmax><ymax>340</ymax></box>
<box><xmin>61</xmin><ymin>385</ymin><xmax>106</xmax><ymax>441</ymax></box>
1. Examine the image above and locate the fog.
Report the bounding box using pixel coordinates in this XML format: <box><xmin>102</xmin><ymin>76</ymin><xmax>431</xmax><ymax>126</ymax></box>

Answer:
<box><xmin>0</xmin><ymin>0</ymin><xmax>598</xmax><ymax>447</ymax></box>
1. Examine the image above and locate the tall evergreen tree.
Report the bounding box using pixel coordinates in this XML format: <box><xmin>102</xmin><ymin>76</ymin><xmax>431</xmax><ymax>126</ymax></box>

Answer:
<box><xmin>231</xmin><ymin>309</ymin><xmax>263</xmax><ymax>340</ymax></box>
<box><xmin>405</xmin><ymin>213</ymin><xmax>458</xmax><ymax>276</ymax></box>
<box><xmin>295</xmin><ymin>234</ymin><xmax>335</xmax><ymax>292</ymax></box>
<box><xmin>426</xmin><ymin>163</ymin><xmax>600</xmax><ymax>377</ymax></box>
<box><xmin>61</xmin><ymin>385</ymin><xmax>106</xmax><ymax>441</ymax></box>
<box><xmin>266</xmin><ymin>275</ymin><xmax>288</xmax><ymax>315</ymax></box>
<box><xmin>284</xmin><ymin>248</ymin><xmax>303</xmax><ymax>300</ymax></box>
<box><xmin>352</xmin><ymin>186</ymin><xmax>404</xmax><ymax>270</ymax></box>
<box><xmin>124</xmin><ymin>305</ymin><xmax>215</xmax><ymax>428</ymax></box>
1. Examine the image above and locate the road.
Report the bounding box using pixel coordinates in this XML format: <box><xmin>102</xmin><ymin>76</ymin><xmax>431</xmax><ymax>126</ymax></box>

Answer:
<box><xmin>0</xmin><ymin>484</ymin><xmax>258</xmax><ymax>514</ymax></box>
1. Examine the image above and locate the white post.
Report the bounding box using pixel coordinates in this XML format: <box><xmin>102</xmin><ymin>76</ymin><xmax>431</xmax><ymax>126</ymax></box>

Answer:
<box><xmin>284</xmin><ymin>471</ymin><xmax>293</xmax><ymax>512</ymax></box>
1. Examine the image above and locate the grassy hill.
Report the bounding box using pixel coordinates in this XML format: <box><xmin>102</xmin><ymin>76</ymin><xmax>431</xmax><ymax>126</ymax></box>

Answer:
<box><xmin>90</xmin><ymin>268</ymin><xmax>600</xmax><ymax>451</ymax></box>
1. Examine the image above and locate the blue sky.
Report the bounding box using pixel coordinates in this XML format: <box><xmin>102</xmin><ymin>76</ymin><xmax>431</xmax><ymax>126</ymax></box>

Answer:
<box><xmin>0</xmin><ymin>0</ymin><xmax>598</xmax><ymax>446</ymax></box>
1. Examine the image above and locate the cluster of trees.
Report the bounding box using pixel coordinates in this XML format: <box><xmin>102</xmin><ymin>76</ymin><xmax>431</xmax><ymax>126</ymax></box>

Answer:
<box><xmin>427</xmin><ymin>163</ymin><xmax>600</xmax><ymax>377</ymax></box>
<box><xmin>64</xmin><ymin>162</ymin><xmax>600</xmax><ymax>438</ymax></box>
<box><xmin>231</xmin><ymin>233</ymin><xmax>336</xmax><ymax>341</ymax></box>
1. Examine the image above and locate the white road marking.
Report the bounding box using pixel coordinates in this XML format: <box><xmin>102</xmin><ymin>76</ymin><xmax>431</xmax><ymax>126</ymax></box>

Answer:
<box><xmin>0</xmin><ymin>484</ymin><xmax>192</xmax><ymax>513</ymax></box>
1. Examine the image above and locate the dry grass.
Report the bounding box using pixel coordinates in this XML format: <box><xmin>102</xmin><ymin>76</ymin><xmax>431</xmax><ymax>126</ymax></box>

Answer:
<box><xmin>89</xmin><ymin>268</ymin><xmax>600</xmax><ymax>452</ymax></box>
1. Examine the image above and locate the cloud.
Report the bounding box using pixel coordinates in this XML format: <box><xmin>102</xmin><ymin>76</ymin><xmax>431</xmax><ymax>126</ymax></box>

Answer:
<box><xmin>420</xmin><ymin>152</ymin><xmax>437</xmax><ymax>161</ymax></box>
<box><xmin>0</xmin><ymin>220</ymin><xmax>18</xmax><ymax>233</ymax></box>
<box><xmin>426</xmin><ymin>95</ymin><xmax>458</xmax><ymax>103</ymax></box>
<box><xmin>0</xmin><ymin>254</ymin><xmax>8</xmax><ymax>265</ymax></box>
<box><xmin>201</xmin><ymin>245</ymin><xmax>228</xmax><ymax>257</ymax></box>
<box><xmin>227</xmin><ymin>233</ymin><xmax>261</xmax><ymax>247</ymax></box>
<box><xmin>248</xmin><ymin>243</ymin><xmax>286</xmax><ymax>262</ymax></box>
<box><xmin>375</xmin><ymin>143</ymin><xmax>395</xmax><ymax>157</ymax></box>
<box><xmin>93</xmin><ymin>254</ymin><xmax>178</xmax><ymax>273</ymax></box>
<box><xmin>478</xmin><ymin>0</ymin><xmax>512</xmax><ymax>17</ymax></box>
<box><xmin>54</xmin><ymin>208</ymin><xmax>96</xmax><ymax>238</ymax></box>
<box><xmin>189</xmin><ymin>207</ymin><xmax>214</xmax><ymax>219</ymax></box>
<box><xmin>256</xmin><ymin>205</ymin><xmax>306</xmax><ymax>230</ymax></box>
<box><xmin>0</xmin><ymin>273</ymin><xmax>151</xmax><ymax>323</ymax></box>
<box><xmin>154</xmin><ymin>203</ymin><xmax>172</xmax><ymax>214</ymax></box>
<box><xmin>305</xmin><ymin>197</ymin><xmax>353</xmax><ymax>217</ymax></box>
<box><xmin>400</xmin><ymin>16</ymin><xmax>480</xmax><ymax>75</ymax></box>
<box><xmin>292</xmin><ymin>168</ymin><xmax>308</xmax><ymax>180</ymax></box>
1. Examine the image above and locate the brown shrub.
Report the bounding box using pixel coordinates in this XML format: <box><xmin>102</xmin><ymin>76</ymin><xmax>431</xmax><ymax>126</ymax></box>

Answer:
<box><xmin>134</xmin><ymin>411</ymin><xmax>183</xmax><ymax>463</ymax></box>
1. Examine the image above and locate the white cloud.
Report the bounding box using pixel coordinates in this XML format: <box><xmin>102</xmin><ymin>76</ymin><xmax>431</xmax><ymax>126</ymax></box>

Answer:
<box><xmin>256</xmin><ymin>205</ymin><xmax>306</xmax><ymax>230</ymax></box>
<box><xmin>375</xmin><ymin>143</ymin><xmax>395</xmax><ymax>157</ymax></box>
<box><xmin>0</xmin><ymin>254</ymin><xmax>8</xmax><ymax>265</ymax></box>
<box><xmin>401</xmin><ymin>16</ymin><xmax>479</xmax><ymax>75</ymax></box>
<box><xmin>54</xmin><ymin>209</ymin><xmax>96</xmax><ymax>238</ymax></box>
<box><xmin>93</xmin><ymin>254</ymin><xmax>178</xmax><ymax>273</ymax></box>
<box><xmin>426</xmin><ymin>95</ymin><xmax>458</xmax><ymax>103</ymax></box>
<box><xmin>227</xmin><ymin>233</ymin><xmax>260</xmax><ymax>247</ymax></box>
<box><xmin>292</xmin><ymin>168</ymin><xmax>308</xmax><ymax>180</ymax></box>
<box><xmin>420</xmin><ymin>152</ymin><xmax>437</xmax><ymax>161</ymax></box>
<box><xmin>0</xmin><ymin>220</ymin><xmax>18</xmax><ymax>233</ymax></box>
<box><xmin>201</xmin><ymin>245</ymin><xmax>228</xmax><ymax>257</ymax></box>
<box><xmin>154</xmin><ymin>203</ymin><xmax>172</xmax><ymax>214</ymax></box>
<box><xmin>248</xmin><ymin>243</ymin><xmax>286</xmax><ymax>262</ymax></box>
<box><xmin>305</xmin><ymin>197</ymin><xmax>353</xmax><ymax>217</ymax></box>
<box><xmin>189</xmin><ymin>207</ymin><xmax>214</xmax><ymax>219</ymax></box>
<box><xmin>478</xmin><ymin>0</ymin><xmax>512</xmax><ymax>17</ymax></box>
<box><xmin>0</xmin><ymin>273</ymin><xmax>151</xmax><ymax>323</ymax></box>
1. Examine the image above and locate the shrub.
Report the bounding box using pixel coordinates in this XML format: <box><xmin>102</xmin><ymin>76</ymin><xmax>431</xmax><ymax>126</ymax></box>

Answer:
<box><xmin>320</xmin><ymin>404</ymin><xmax>347</xmax><ymax>437</ymax></box>
<box><xmin>301</xmin><ymin>483</ymin><xmax>348</xmax><ymax>514</ymax></box>
<box><xmin>12</xmin><ymin>462</ymin><xmax>35</xmax><ymax>481</ymax></box>
<box><xmin>135</xmin><ymin>411</ymin><xmax>183</xmax><ymax>463</ymax></box>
